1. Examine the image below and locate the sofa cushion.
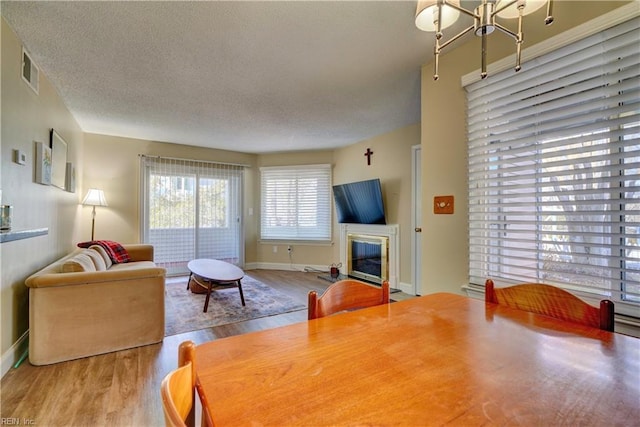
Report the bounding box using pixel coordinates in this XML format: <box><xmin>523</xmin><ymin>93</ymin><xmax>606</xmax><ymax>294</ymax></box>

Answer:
<box><xmin>62</xmin><ymin>253</ymin><xmax>97</xmax><ymax>273</ymax></box>
<box><xmin>108</xmin><ymin>261</ymin><xmax>157</xmax><ymax>271</ymax></box>
<box><xmin>89</xmin><ymin>245</ymin><xmax>113</xmax><ymax>269</ymax></box>
<box><xmin>83</xmin><ymin>249</ymin><xmax>107</xmax><ymax>271</ymax></box>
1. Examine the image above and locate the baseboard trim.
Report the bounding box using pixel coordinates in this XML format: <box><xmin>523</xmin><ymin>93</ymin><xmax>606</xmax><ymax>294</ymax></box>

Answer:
<box><xmin>461</xmin><ymin>283</ymin><xmax>485</xmax><ymax>300</ymax></box>
<box><xmin>394</xmin><ymin>281</ymin><xmax>414</xmax><ymax>295</ymax></box>
<box><xmin>1</xmin><ymin>330</ymin><xmax>29</xmax><ymax>378</ymax></box>
<box><xmin>245</xmin><ymin>262</ymin><xmax>330</xmax><ymax>273</ymax></box>
<box><xmin>245</xmin><ymin>263</ymin><xmax>416</xmax><ymax>294</ymax></box>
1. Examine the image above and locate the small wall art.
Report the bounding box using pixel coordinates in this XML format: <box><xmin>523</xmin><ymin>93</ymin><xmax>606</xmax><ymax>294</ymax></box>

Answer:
<box><xmin>65</xmin><ymin>162</ymin><xmax>76</xmax><ymax>193</ymax></box>
<box><xmin>50</xmin><ymin>129</ymin><xmax>68</xmax><ymax>190</ymax></box>
<box><xmin>35</xmin><ymin>141</ymin><xmax>52</xmax><ymax>185</ymax></box>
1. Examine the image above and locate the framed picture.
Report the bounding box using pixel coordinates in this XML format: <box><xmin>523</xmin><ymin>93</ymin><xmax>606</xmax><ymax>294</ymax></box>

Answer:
<box><xmin>65</xmin><ymin>162</ymin><xmax>76</xmax><ymax>193</ymax></box>
<box><xmin>35</xmin><ymin>141</ymin><xmax>52</xmax><ymax>185</ymax></box>
<box><xmin>50</xmin><ymin>129</ymin><xmax>68</xmax><ymax>189</ymax></box>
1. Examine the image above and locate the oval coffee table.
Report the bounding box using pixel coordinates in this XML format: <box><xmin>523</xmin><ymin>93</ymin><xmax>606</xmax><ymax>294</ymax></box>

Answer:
<box><xmin>187</xmin><ymin>259</ymin><xmax>246</xmax><ymax>313</ymax></box>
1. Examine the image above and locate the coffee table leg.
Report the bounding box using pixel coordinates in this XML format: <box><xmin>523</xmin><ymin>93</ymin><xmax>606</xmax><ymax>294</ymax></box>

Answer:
<box><xmin>187</xmin><ymin>272</ymin><xmax>193</xmax><ymax>291</ymax></box>
<box><xmin>237</xmin><ymin>280</ymin><xmax>246</xmax><ymax>306</ymax></box>
<box><xmin>203</xmin><ymin>281</ymin><xmax>213</xmax><ymax>313</ymax></box>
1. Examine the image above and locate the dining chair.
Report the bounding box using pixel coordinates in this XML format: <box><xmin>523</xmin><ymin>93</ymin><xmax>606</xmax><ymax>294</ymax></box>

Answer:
<box><xmin>161</xmin><ymin>340</ymin><xmax>197</xmax><ymax>427</ymax></box>
<box><xmin>308</xmin><ymin>279</ymin><xmax>390</xmax><ymax>320</ymax></box>
<box><xmin>485</xmin><ymin>279</ymin><xmax>615</xmax><ymax>331</ymax></box>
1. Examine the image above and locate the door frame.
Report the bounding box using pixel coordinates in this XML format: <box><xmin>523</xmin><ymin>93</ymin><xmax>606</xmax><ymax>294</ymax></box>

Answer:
<box><xmin>411</xmin><ymin>145</ymin><xmax>422</xmax><ymax>296</ymax></box>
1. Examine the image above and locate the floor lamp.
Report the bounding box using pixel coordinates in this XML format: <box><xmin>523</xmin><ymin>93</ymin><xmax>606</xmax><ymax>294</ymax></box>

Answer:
<box><xmin>82</xmin><ymin>188</ymin><xmax>108</xmax><ymax>241</ymax></box>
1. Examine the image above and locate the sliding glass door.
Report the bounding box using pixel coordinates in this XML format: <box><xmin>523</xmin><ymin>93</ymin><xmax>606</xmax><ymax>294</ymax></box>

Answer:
<box><xmin>140</xmin><ymin>156</ymin><xmax>244</xmax><ymax>276</ymax></box>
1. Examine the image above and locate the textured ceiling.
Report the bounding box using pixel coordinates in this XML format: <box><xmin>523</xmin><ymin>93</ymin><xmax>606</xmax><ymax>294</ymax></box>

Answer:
<box><xmin>2</xmin><ymin>1</ymin><xmax>438</xmax><ymax>153</ymax></box>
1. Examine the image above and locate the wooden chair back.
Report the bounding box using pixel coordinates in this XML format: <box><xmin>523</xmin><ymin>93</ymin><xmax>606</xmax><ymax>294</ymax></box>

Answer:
<box><xmin>308</xmin><ymin>279</ymin><xmax>390</xmax><ymax>320</ymax></box>
<box><xmin>485</xmin><ymin>279</ymin><xmax>614</xmax><ymax>331</ymax></box>
<box><xmin>161</xmin><ymin>341</ymin><xmax>197</xmax><ymax>427</ymax></box>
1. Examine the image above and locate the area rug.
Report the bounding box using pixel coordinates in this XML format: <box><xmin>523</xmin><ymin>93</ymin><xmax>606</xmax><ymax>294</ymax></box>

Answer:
<box><xmin>165</xmin><ymin>276</ymin><xmax>306</xmax><ymax>336</ymax></box>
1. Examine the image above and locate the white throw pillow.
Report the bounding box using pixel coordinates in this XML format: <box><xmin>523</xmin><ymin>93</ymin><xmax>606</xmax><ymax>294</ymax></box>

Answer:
<box><xmin>89</xmin><ymin>245</ymin><xmax>113</xmax><ymax>269</ymax></box>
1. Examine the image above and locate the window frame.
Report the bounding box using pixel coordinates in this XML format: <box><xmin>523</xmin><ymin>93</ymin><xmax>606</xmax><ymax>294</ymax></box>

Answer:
<box><xmin>260</xmin><ymin>164</ymin><xmax>332</xmax><ymax>242</ymax></box>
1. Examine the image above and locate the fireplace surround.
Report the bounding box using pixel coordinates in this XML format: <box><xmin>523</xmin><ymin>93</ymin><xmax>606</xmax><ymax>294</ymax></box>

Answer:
<box><xmin>347</xmin><ymin>234</ymin><xmax>388</xmax><ymax>284</ymax></box>
<box><xmin>339</xmin><ymin>223</ymin><xmax>399</xmax><ymax>289</ymax></box>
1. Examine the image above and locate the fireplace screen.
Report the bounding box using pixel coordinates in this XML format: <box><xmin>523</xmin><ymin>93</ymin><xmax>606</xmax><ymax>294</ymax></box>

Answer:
<box><xmin>347</xmin><ymin>234</ymin><xmax>389</xmax><ymax>284</ymax></box>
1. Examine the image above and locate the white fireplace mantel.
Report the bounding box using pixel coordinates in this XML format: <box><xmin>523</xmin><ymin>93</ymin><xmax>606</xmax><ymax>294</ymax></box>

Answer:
<box><xmin>339</xmin><ymin>223</ymin><xmax>400</xmax><ymax>289</ymax></box>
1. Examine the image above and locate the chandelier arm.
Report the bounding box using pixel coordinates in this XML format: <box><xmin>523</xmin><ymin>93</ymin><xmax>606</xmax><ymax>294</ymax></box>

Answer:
<box><xmin>438</xmin><ymin>25</ymin><xmax>475</xmax><ymax>51</ymax></box>
<box><xmin>493</xmin><ymin>22</ymin><xmax>519</xmax><ymax>41</ymax></box>
<box><xmin>481</xmin><ymin>32</ymin><xmax>487</xmax><ymax>79</ymax></box>
<box><xmin>436</xmin><ymin>1</ymin><xmax>443</xmax><ymax>39</ymax></box>
<box><xmin>515</xmin><ymin>13</ymin><xmax>523</xmax><ymax>71</ymax></box>
<box><xmin>434</xmin><ymin>39</ymin><xmax>440</xmax><ymax>80</ymax></box>
<box><xmin>545</xmin><ymin>0</ymin><xmax>554</xmax><ymax>25</ymax></box>
<box><xmin>515</xmin><ymin>38</ymin><xmax>522</xmax><ymax>71</ymax></box>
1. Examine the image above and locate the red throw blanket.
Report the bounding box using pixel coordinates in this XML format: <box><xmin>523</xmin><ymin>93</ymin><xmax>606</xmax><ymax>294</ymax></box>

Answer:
<box><xmin>77</xmin><ymin>240</ymin><xmax>131</xmax><ymax>264</ymax></box>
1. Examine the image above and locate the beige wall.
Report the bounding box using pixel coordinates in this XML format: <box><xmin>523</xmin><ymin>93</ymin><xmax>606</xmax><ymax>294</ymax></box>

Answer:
<box><xmin>255</xmin><ymin>150</ymin><xmax>335</xmax><ymax>269</ymax></box>
<box><xmin>419</xmin><ymin>1</ymin><xmax>630</xmax><ymax>295</ymax></box>
<box><xmin>81</xmin><ymin>134</ymin><xmax>258</xmax><ymax>257</ymax></box>
<box><xmin>1</xmin><ymin>18</ymin><xmax>83</xmax><ymax>361</ymax></box>
<box><xmin>333</xmin><ymin>124</ymin><xmax>419</xmax><ymax>286</ymax></box>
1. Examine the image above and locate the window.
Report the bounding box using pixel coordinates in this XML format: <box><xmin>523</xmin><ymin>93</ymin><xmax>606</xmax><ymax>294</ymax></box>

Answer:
<box><xmin>260</xmin><ymin>164</ymin><xmax>331</xmax><ymax>241</ymax></box>
<box><xmin>466</xmin><ymin>17</ymin><xmax>639</xmax><ymax>314</ymax></box>
<box><xmin>141</xmin><ymin>156</ymin><xmax>244</xmax><ymax>275</ymax></box>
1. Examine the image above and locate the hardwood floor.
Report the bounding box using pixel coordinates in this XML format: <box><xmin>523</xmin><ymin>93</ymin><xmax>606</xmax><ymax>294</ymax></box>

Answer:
<box><xmin>0</xmin><ymin>270</ymin><xmax>331</xmax><ymax>427</ymax></box>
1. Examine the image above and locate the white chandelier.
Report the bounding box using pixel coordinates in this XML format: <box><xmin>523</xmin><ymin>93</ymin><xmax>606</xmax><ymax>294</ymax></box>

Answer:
<box><xmin>415</xmin><ymin>0</ymin><xmax>554</xmax><ymax>80</ymax></box>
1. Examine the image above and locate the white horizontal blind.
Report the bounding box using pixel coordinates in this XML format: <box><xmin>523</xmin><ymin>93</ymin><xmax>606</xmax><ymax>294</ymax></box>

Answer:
<box><xmin>141</xmin><ymin>156</ymin><xmax>244</xmax><ymax>275</ymax></box>
<box><xmin>260</xmin><ymin>164</ymin><xmax>331</xmax><ymax>241</ymax></box>
<box><xmin>466</xmin><ymin>17</ymin><xmax>640</xmax><ymax>308</ymax></box>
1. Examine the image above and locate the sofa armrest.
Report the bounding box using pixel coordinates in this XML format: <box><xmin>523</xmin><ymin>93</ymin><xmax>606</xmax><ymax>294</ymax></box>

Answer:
<box><xmin>123</xmin><ymin>244</ymin><xmax>154</xmax><ymax>262</ymax></box>
<box><xmin>25</xmin><ymin>266</ymin><xmax>166</xmax><ymax>289</ymax></box>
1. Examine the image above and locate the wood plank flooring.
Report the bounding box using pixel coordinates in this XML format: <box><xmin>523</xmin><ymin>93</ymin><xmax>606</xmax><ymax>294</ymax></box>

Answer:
<box><xmin>0</xmin><ymin>270</ymin><xmax>331</xmax><ymax>427</ymax></box>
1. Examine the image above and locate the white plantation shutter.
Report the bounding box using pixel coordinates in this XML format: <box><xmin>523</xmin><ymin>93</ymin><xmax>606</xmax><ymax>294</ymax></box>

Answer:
<box><xmin>466</xmin><ymin>17</ymin><xmax>640</xmax><ymax>312</ymax></box>
<box><xmin>260</xmin><ymin>164</ymin><xmax>331</xmax><ymax>241</ymax></box>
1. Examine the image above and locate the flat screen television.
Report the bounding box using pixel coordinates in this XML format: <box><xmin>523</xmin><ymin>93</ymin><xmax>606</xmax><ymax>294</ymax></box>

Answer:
<box><xmin>332</xmin><ymin>178</ymin><xmax>386</xmax><ymax>224</ymax></box>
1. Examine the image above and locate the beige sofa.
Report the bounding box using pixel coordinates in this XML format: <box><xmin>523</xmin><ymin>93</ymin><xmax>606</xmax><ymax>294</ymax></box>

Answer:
<box><xmin>25</xmin><ymin>244</ymin><xmax>166</xmax><ymax>365</ymax></box>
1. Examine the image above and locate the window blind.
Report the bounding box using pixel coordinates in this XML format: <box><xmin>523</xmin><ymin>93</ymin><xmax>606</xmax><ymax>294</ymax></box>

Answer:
<box><xmin>140</xmin><ymin>155</ymin><xmax>244</xmax><ymax>275</ymax></box>
<box><xmin>260</xmin><ymin>164</ymin><xmax>331</xmax><ymax>241</ymax></box>
<box><xmin>465</xmin><ymin>17</ymin><xmax>639</xmax><ymax>311</ymax></box>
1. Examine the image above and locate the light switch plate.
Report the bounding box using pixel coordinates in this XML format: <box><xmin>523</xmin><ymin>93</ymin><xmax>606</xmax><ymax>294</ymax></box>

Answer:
<box><xmin>14</xmin><ymin>149</ymin><xmax>26</xmax><ymax>165</ymax></box>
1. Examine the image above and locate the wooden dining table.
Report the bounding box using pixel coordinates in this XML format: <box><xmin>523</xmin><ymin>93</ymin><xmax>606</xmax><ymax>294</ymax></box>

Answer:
<box><xmin>194</xmin><ymin>292</ymin><xmax>640</xmax><ymax>426</ymax></box>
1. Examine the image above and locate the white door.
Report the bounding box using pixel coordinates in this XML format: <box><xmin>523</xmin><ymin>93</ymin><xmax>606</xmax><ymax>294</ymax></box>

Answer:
<box><xmin>411</xmin><ymin>145</ymin><xmax>422</xmax><ymax>295</ymax></box>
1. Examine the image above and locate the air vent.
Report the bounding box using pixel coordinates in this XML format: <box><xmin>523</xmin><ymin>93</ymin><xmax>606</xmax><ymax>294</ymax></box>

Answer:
<box><xmin>22</xmin><ymin>47</ymin><xmax>39</xmax><ymax>94</ymax></box>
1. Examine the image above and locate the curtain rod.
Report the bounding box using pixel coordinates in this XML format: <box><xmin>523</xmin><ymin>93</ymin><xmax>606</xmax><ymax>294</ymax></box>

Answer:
<box><xmin>138</xmin><ymin>154</ymin><xmax>251</xmax><ymax>168</ymax></box>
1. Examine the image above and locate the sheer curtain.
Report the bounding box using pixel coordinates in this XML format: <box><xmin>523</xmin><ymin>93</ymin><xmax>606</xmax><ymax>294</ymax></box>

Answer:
<box><xmin>140</xmin><ymin>155</ymin><xmax>244</xmax><ymax>276</ymax></box>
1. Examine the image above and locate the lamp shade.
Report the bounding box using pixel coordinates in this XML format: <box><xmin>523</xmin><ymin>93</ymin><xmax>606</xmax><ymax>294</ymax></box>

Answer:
<box><xmin>496</xmin><ymin>0</ymin><xmax>547</xmax><ymax>19</ymax></box>
<box><xmin>415</xmin><ymin>0</ymin><xmax>460</xmax><ymax>32</ymax></box>
<box><xmin>82</xmin><ymin>189</ymin><xmax>108</xmax><ymax>207</ymax></box>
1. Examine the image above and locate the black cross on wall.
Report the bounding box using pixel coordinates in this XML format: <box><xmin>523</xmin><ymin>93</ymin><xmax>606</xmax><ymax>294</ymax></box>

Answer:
<box><xmin>364</xmin><ymin>148</ymin><xmax>373</xmax><ymax>166</ymax></box>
